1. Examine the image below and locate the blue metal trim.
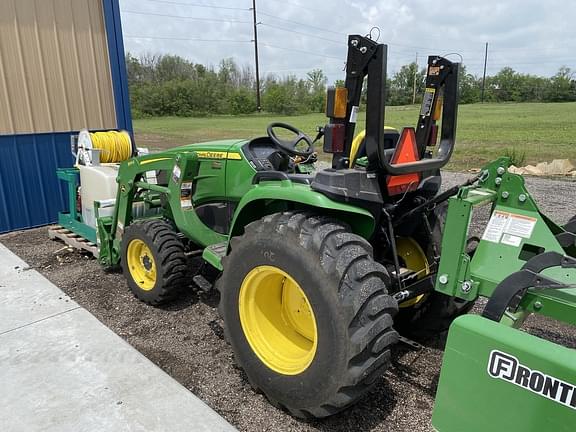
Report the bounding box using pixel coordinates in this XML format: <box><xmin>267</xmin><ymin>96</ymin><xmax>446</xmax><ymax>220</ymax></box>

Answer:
<box><xmin>0</xmin><ymin>133</ymin><xmax>73</xmax><ymax>233</ymax></box>
<box><xmin>102</xmin><ymin>0</ymin><xmax>133</xmax><ymax>134</ymax></box>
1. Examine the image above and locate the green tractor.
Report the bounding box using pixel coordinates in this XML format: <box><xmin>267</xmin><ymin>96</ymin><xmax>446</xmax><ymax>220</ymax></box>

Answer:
<box><xmin>54</xmin><ymin>35</ymin><xmax>576</xmax><ymax>428</ymax></box>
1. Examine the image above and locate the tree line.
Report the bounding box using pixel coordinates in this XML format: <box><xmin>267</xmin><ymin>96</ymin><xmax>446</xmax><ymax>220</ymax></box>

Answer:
<box><xmin>126</xmin><ymin>53</ymin><xmax>576</xmax><ymax>117</ymax></box>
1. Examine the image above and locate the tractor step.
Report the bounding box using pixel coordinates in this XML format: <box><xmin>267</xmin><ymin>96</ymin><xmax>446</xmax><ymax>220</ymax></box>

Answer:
<box><xmin>193</xmin><ymin>274</ymin><xmax>213</xmax><ymax>292</ymax></box>
<box><xmin>48</xmin><ymin>225</ymin><xmax>99</xmax><ymax>258</ymax></box>
<box><xmin>398</xmin><ymin>335</ymin><xmax>423</xmax><ymax>350</ymax></box>
<box><xmin>202</xmin><ymin>242</ymin><xmax>227</xmax><ymax>271</ymax></box>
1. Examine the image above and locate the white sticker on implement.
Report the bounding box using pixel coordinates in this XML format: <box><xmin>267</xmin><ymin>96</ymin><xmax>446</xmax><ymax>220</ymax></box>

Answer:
<box><xmin>501</xmin><ymin>234</ymin><xmax>522</xmax><ymax>247</ymax></box>
<box><xmin>482</xmin><ymin>211</ymin><xmax>508</xmax><ymax>243</ymax></box>
<box><xmin>505</xmin><ymin>213</ymin><xmax>537</xmax><ymax>238</ymax></box>
<box><xmin>349</xmin><ymin>106</ymin><xmax>359</xmax><ymax>123</ymax></box>
<box><xmin>482</xmin><ymin>210</ymin><xmax>537</xmax><ymax>246</ymax></box>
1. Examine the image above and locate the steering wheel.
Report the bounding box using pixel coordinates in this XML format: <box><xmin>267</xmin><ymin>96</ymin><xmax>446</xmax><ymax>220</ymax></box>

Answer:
<box><xmin>266</xmin><ymin>122</ymin><xmax>314</xmax><ymax>158</ymax></box>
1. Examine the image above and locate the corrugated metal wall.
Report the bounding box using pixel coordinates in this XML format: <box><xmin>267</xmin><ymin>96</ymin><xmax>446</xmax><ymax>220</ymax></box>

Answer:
<box><xmin>0</xmin><ymin>0</ymin><xmax>131</xmax><ymax>233</ymax></box>
<box><xmin>0</xmin><ymin>132</ymin><xmax>72</xmax><ymax>231</ymax></box>
<box><xmin>0</xmin><ymin>0</ymin><xmax>117</xmax><ymax>134</ymax></box>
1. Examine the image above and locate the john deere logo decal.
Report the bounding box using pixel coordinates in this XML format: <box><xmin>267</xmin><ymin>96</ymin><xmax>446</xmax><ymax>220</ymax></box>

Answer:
<box><xmin>488</xmin><ymin>350</ymin><xmax>576</xmax><ymax>410</ymax></box>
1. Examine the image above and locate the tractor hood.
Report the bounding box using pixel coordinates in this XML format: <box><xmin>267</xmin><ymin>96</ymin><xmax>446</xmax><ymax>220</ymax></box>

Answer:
<box><xmin>167</xmin><ymin>139</ymin><xmax>248</xmax><ymax>156</ymax></box>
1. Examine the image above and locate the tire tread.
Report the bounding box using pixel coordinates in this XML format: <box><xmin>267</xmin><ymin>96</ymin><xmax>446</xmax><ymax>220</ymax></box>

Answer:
<box><xmin>217</xmin><ymin>211</ymin><xmax>399</xmax><ymax>417</ymax></box>
<box><xmin>122</xmin><ymin>219</ymin><xmax>187</xmax><ymax>305</ymax></box>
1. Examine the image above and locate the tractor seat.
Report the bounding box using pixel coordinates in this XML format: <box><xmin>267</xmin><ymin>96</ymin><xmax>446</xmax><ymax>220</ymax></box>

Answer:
<box><xmin>287</xmin><ymin>173</ymin><xmax>314</xmax><ymax>185</ymax></box>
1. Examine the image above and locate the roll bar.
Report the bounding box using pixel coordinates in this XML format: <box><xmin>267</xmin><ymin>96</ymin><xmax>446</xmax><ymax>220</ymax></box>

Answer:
<box><xmin>329</xmin><ymin>35</ymin><xmax>459</xmax><ymax>175</ymax></box>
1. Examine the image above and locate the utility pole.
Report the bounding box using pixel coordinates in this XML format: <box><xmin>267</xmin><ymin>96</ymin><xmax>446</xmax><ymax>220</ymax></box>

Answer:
<box><xmin>412</xmin><ymin>52</ymin><xmax>418</xmax><ymax>105</ymax></box>
<box><xmin>251</xmin><ymin>0</ymin><xmax>261</xmax><ymax>111</ymax></box>
<box><xmin>481</xmin><ymin>42</ymin><xmax>488</xmax><ymax>103</ymax></box>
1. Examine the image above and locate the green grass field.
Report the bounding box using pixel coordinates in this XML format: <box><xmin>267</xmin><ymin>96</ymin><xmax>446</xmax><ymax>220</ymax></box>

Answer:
<box><xmin>134</xmin><ymin>102</ymin><xmax>576</xmax><ymax>171</ymax></box>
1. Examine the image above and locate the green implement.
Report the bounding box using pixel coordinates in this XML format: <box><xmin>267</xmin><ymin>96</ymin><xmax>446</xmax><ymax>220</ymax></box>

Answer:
<box><xmin>433</xmin><ymin>315</ymin><xmax>576</xmax><ymax>431</ymax></box>
<box><xmin>432</xmin><ymin>157</ymin><xmax>576</xmax><ymax>430</ymax></box>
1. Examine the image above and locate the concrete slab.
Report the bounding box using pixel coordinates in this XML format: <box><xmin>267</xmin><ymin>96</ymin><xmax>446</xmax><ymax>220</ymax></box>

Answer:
<box><xmin>0</xmin><ymin>244</ymin><xmax>78</xmax><ymax>333</ymax></box>
<box><xmin>0</xmin><ymin>242</ymin><xmax>236</xmax><ymax>432</ymax></box>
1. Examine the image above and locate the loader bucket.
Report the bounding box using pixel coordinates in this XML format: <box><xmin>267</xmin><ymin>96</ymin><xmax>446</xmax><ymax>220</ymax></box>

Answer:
<box><xmin>432</xmin><ymin>315</ymin><xmax>576</xmax><ymax>431</ymax></box>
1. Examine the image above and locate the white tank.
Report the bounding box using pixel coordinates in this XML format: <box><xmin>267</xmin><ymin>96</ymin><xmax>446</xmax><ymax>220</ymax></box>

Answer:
<box><xmin>78</xmin><ymin>165</ymin><xmax>119</xmax><ymax>228</ymax></box>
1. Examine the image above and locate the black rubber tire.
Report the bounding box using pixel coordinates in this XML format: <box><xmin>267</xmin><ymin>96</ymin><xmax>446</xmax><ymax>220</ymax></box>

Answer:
<box><xmin>217</xmin><ymin>211</ymin><xmax>398</xmax><ymax>418</ymax></box>
<box><xmin>394</xmin><ymin>203</ymin><xmax>475</xmax><ymax>339</ymax></box>
<box><xmin>121</xmin><ymin>219</ymin><xmax>187</xmax><ymax>305</ymax></box>
<box><xmin>564</xmin><ymin>215</ymin><xmax>576</xmax><ymax>233</ymax></box>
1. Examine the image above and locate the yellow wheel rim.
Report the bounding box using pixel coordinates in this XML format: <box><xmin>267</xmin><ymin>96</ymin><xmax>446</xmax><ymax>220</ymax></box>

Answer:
<box><xmin>239</xmin><ymin>265</ymin><xmax>318</xmax><ymax>375</ymax></box>
<box><xmin>126</xmin><ymin>239</ymin><xmax>157</xmax><ymax>291</ymax></box>
<box><xmin>396</xmin><ymin>237</ymin><xmax>430</xmax><ymax>308</ymax></box>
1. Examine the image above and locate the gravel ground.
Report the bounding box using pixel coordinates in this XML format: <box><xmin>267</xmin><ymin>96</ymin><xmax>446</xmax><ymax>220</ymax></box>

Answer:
<box><xmin>2</xmin><ymin>171</ymin><xmax>575</xmax><ymax>431</ymax></box>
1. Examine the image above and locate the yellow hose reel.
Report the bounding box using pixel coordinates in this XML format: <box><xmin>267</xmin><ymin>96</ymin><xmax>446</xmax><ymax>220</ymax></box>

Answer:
<box><xmin>77</xmin><ymin>129</ymin><xmax>133</xmax><ymax>165</ymax></box>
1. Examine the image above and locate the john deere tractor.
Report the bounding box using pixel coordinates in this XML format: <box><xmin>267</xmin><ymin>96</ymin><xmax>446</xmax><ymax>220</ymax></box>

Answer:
<box><xmin>55</xmin><ymin>34</ymin><xmax>576</xmax><ymax>428</ymax></box>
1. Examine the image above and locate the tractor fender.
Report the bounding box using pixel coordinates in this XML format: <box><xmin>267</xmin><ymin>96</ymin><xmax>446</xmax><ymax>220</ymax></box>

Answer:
<box><xmin>228</xmin><ymin>181</ymin><xmax>375</xmax><ymax>240</ymax></box>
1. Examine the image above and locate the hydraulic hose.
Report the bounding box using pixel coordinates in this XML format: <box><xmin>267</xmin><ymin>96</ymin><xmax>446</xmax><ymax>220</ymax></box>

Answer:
<box><xmin>89</xmin><ymin>130</ymin><xmax>132</xmax><ymax>163</ymax></box>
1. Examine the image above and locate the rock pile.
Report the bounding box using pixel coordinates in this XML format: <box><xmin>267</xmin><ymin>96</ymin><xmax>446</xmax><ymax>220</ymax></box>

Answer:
<box><xmin>508</xmin><ymin>159</ymin><xmax>576</xmax><ymax>177</ymax></box>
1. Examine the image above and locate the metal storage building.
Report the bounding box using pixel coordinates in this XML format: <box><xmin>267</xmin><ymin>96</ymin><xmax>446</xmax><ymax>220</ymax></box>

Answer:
<box><xmin>0</xmin><ymin>0</ymin><xmax>131</xmax><ymax>233</ymax></box>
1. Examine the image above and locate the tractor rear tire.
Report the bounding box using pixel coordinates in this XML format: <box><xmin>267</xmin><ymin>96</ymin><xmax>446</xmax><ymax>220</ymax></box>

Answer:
<box><xmin>121</xmin><ymin>219</ymin><xmax>187</xmax><ymax>305</ymax></box>
<box><xmin>217</xmin><ymin>211</ymin><xmax>398</xmax><ymax>418</ymax></box>
<box><xmin>564</xmin><ymin>214</ymin><xmax>576</xmax><ymax>233</ymax></box>
<box><xmin>395</xmin><ymin>203</ymin><xmax>475</xmax><ymax>339</ymax></box>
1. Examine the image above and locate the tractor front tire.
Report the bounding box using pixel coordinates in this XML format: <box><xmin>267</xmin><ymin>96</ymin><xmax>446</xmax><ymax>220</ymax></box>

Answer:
<box><xmin>121</xmin><ymin>219</ymin><xmax>187</xmax><ymax>305</ymax></box>
<box><xmin>217</xmin><ymin>212</ymin><xmax>398</xmax><ymax>418</ymax></box>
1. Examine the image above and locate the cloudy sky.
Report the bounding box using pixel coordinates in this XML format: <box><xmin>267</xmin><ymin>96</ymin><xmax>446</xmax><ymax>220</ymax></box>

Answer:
<box><xmin>120</xmin><ymin>0</ymin><xmax>575</xmax><ymax>84</ymax></box>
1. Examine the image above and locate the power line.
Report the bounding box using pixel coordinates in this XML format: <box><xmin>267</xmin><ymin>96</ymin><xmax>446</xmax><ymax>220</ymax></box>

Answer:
<box><xmin>257</xmin><ymin>11</ymin><xmax>345</xmax><ymax>36</ymax></box>
<box><xmin>466</xmin><ymin>59</ymin><xmax>576</xmax><ymax>67</ymax></box>
<box><xmin>260</xmin><ymin>42</ymin><xmax>343</xmax><ymax>60</ymax></box>
<box><xmin>125</xmin><ymin>35</ymin><xmax>252</xmax><ymax>43</ymax></box>
<box><xmin>121</xmin><ymin>10</ymin><xmax>251</xmax><ymax>24</ymax></box>
<box><xmin>141</xmin><ymin>0</ymin><xmax>250</xmax><ymax>11</ymax></box>
<box><xmin>490</xmin><ymin>46</ymin><xmax>575</xmax><ymax>54</ymax></box>
<box><xmin>261</xmin><ymin>13</ymin><xmax>479</xmax><ymax>53</ymax></box>
<box><xmin>263</xmin><ymin>67</ymin><xmax>343</xmax><ymax>73</ymax></box>
<box><xmin>126</xmin><ymin>6</ymin><xmax>486</xmax><ymax>63</ymax></box>
<box><xmin>259</xmin><ymin>12</ymin><xmax>483</xmax><ymax>56</ymax></box>
<box><xmin>265</xmin><ymin>0</ymin><xmax>330</xmax><ymax>14</ymax></box>
<box><xmin>259</xmin><ymin>23</ymin><xmax>344</xmax><ymax>45</ymax></box>
<box><xmin>264</xmin><ymin>0</ymin><xmax>348</xmax><ymax>20</ymax></box>
<box><xmin>127</xmin><ymin>4</ymin><xmax>569</xmax><ymax>74</ymax></box>
<box><xmin>390</xmin><ymin>43</ymin><xmax>482</xmax><ymax>56</ymax></box>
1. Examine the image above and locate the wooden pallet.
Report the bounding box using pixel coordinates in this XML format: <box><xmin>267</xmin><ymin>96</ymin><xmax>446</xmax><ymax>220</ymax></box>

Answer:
<box><xmin>48</xmin><ymin>225</ymin><xmax>99</xmax><ymax>258</ymax></box>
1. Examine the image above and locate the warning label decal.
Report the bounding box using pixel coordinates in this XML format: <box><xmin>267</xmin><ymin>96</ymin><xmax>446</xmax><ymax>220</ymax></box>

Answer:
<box><xmin>180</xmin><ymin>182</ymin><xmax>193</xmax><ymax>209</ymax></box>
<box><xmin>482</xmin><ymin>210</ymin><xmax>537</xmax><ymax>245</ymax></box>
<box><xmin>420</xmin><ymin>88</ymin><xmax>436</xmax><ymax>117</ymax></box>
<box><xmin>501</xmin><ymin>234</ymin><xmax>522</xmax><ymax>247</ymax></box>
<box><xmin>349</xmin><ymin>106</ymin><xmax>359</xmax><ymax>123</ymax></box>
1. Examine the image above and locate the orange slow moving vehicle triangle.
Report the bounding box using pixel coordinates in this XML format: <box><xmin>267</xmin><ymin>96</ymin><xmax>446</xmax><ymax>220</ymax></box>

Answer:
<box><xmin>386</xmin><ymin>127</ymin><xmax>421</xmax><ymax>195</ymax></box>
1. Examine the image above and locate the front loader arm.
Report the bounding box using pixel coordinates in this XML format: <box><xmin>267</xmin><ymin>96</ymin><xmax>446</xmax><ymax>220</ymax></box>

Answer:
<box><xmin>100</xmin><ymin>151</ymin><xmax>226</xmax><ymax>266</ymax></box>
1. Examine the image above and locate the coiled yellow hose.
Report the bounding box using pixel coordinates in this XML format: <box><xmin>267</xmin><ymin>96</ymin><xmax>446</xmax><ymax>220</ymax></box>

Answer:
<box><xmin>89</xmin><ymin>130</ymin><xmax>132</xmax><ymax>163</ymax></box>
